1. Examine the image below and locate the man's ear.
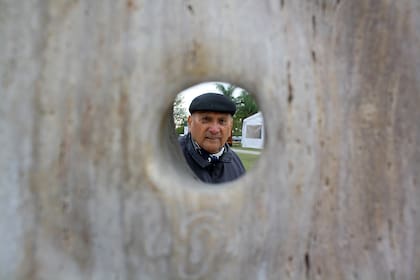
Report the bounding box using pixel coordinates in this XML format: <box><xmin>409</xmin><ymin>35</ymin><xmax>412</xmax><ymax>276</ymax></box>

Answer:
<box><xmin>187</xmin><ymin>115</ymin><xmax>192</xmax><ymax>128</ymax></box>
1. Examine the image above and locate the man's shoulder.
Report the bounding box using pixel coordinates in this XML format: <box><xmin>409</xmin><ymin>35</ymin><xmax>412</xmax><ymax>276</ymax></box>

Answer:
<box><xmin>222</xmin><ymin>145</ymin><xmax>241</xmax><ymax>162</ymax></box>
<box><xmin>178</xmin><ymin>134</ymin><xmax>189</xmax><ymax>150</ymax></box>
<box><xmin>223</xmin><ymin>146</ymin><xmax>246</xmax><ymax>172</ymax></box>
<box><xmin>178</xmin><ymin>134</ymin><xmax>186</xmax><ymax>142</ymax></box>
<box><xmin>223</xmin><ymin>144</ymin><xmax>237</xmax><ymax>156</ymax></box>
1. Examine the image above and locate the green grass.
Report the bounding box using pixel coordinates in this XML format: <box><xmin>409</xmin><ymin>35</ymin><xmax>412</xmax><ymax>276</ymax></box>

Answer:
<box><xmin>237</xmin><ymin>152</ymin><xmax>260</xmax><ymax>171</ymax></box>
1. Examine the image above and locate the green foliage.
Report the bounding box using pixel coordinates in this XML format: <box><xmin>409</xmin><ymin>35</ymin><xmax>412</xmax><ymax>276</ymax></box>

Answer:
<box><xmin>235</xmin><ymin>90</ymin><xmax>258</xmax><ymax>120</ymax></box>
<box><xmin>176</xmin><ymin>126</ymin><xmax>185</xmax><ymax>135</ymax></box>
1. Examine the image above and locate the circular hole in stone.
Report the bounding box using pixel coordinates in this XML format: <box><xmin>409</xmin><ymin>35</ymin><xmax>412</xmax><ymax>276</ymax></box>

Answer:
<box><xmin>173</xmin><ymin>81</ymin><xmax>264</xmax><ymax>184</ymax></box>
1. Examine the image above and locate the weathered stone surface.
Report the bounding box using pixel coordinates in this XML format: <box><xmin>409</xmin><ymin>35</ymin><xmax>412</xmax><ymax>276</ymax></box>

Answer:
<box><xmin>0</xmin><ymin>0</ymin><xmax>419</xmax><ymax>279</ymax></box>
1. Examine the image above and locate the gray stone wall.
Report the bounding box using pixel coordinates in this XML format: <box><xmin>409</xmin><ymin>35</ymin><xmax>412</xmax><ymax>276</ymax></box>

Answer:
<box><xmin>0</xmin><ymin>1</ymin><xmax>419</xmax><ymax>279</ymax></box>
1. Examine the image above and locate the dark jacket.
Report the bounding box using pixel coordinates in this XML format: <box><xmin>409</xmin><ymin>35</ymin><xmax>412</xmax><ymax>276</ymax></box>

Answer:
<box><xmin>179</xmin><ymin>133</ymin><xmax>246</xmax><ymax>184</ymax></box>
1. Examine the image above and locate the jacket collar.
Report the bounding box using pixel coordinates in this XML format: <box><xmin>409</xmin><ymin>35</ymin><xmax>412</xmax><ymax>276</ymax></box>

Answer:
<box><xmin>186</xmin><ymin>133</ymin><xmax>232</xmax><ymax>168</ymax></box>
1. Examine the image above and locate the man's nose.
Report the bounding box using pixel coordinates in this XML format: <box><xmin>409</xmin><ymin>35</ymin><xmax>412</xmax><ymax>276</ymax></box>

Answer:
<box><xmin>208</xmin><ymin>123</ymin><xmax>220</xmax><ymax>134</ymax></box>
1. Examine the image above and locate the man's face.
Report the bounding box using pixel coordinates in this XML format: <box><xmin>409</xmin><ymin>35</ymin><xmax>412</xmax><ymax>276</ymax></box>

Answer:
<box><xmin>188</xmin><ymin>111</ymin><xmax>233</xmax><ymax>154</ymax></box>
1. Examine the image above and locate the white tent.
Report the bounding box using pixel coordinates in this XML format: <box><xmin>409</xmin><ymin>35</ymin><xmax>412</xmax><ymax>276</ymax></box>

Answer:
<box><xmin>241</xmin><ymin>112</ymin><xmax>264</xmax><ymax>149</ymax></box>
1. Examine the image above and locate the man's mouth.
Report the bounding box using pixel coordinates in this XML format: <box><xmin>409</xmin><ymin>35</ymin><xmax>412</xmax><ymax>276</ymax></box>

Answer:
<box><xmin>205</xmin><ymin>137</ymin><xmax>220</xmax><ymax>140</ymax></box>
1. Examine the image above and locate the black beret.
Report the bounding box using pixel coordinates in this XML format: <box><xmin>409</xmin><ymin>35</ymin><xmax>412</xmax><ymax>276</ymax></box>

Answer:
<box><xmin>189</xmin><ymin>93</ymin><xmax>236</xmax><ymax>115</ymax></box>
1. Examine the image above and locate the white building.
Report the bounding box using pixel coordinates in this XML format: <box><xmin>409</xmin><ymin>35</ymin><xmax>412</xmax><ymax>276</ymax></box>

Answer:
<box><xmin>241</xmin><ymin>112</ymin><xmax>264</xmax><ymax>149</ymax></box>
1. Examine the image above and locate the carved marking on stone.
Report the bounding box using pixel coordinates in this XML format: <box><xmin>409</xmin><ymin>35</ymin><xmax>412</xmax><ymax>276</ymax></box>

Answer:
<box><xmin>178</xmin><ymin>211</ymin><xmax>225</xmax><ymax>279</ymax></box>
<box><xmin>126</xmin><ymin>190</ymin><xmax>171</xmax><ymax>259</ymax></box>
<box><xmin>141</xmin><ymin>193</ymin><xmax>171</xmax><ymax>258</ymax></box>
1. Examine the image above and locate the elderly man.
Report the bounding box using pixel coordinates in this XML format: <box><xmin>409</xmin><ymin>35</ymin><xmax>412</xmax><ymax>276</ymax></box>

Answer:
<box><xmin>179</xmin><ymin>93</ymin><xmax>246</xmax><ymax>184</ymax></box>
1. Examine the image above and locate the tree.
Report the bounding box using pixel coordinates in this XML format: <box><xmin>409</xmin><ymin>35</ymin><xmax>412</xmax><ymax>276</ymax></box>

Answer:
<box><xmin>235</xmin><ymin>90</ymin><xmax>258</xmax><ymax>121</ymax></box>
<box><xmin>231</xmin><ymin>90</ymin><xmax>259</xmax><ymax>135</ymax></box>
<box><xmin>173</xmin><ymin>94</ymin><xmax>187</xmax><ymax>128</ymax></box>
<box><xmin>215</xmin><ymin>83</ymin><xmax>236</xmax><ymax>99</ymax></box>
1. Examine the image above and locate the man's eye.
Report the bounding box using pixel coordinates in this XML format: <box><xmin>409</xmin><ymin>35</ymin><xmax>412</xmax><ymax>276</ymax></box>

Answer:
<box><xmin>219</xmin><ymin>119</ymin><xmax>227</xmax><ymax>125</ymax></box>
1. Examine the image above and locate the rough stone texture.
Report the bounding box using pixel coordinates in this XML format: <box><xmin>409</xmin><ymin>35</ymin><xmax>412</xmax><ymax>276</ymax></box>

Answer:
<box><xmin>0</xmin><ymin>0</ymin><xmax>419</xmax><ymax>279</ymax></box>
